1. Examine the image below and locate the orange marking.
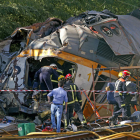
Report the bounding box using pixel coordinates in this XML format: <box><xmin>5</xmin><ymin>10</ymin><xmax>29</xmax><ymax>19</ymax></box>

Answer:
<box><xmin>110</xmin><ymin>26</ymin><xmax>116</xmax><ymax>29</ymax></box>
<box><xmin>133</xmin><ymin>105</ymin><xmax>137</xmax><ymax>111</ymax></box>
<box><xmin>17</xmin><ymin>49</ymin><xmax>136</xmax><ymax>81</ymax></box>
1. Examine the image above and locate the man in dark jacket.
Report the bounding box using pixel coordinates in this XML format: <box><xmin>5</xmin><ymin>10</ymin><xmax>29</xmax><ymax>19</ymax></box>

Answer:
<box><xmin>33</xmin><ymin>64</ymin><xmax>59</xmax><ymax>97</ymax></box>
<box><xmin>63</xmin><ymin>74</ymin><xmax>87</xmax><ymax>129</ymax></box>
<box><xmin>109</xmin><ymin>70</ymin><xmax>131</xmax><ymax>122</ymax></box>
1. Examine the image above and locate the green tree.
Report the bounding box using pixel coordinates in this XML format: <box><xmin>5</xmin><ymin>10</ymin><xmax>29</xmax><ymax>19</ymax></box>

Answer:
<box><xmin>0</xmin><ymin>0</ymin><xmax>140</xmax><ymax>40</ymax></box>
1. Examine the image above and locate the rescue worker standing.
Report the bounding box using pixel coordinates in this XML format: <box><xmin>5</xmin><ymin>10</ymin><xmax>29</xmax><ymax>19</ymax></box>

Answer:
<box><xmin>109</xmin><ymin>70</ymin><xmax>131</xmax><ymax>121</ymax></box>
<box><xmin>63</xmin><ymin>74</ymin><xmax>87</xmax><ymax>129</ymax></box>
<box><xmin>33</xmin><ymin>64</ymin><xmax>59</xmax><ymax>94</ymax></box>
<box><xmin>47</xmin><ymin>80</ymin><xmax>68</xmax><ymax>132</ymax></box>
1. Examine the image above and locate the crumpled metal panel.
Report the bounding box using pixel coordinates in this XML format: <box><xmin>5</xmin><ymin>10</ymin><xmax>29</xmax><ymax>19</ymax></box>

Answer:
<box><xmin>0</xmin><ymin>18</ymin><xmax>63</xmax><ymax>78</ymax></box>
<box><xmin>8</xmin><ymin>57</ymin><xmax>27</xmax><ymax>89</ymax></box>
<box><xmin>118</xmin><ymin>15</ymin><xmax>140</xmax><ymax>54</ymax></box>
<box><xmin>75</xmin><ymin>25</ymin><xmax>99</xmax><ymax>60</ymax></box>
<box><xmin>28</xmin><ymin>32</ymin><xmax>62</xmax><ymax>50</ymax></box>
<box><xmin>19</xmin><ymin>105</ymin><xmax>37</xmax><ymax>114</ymax></box>
<box><xmin>75</xmin><ymin>25</ymin><xmax>99</xmax><ymax>50</ymax></box>
<box><xmin>0</xmin><ymin>40</ymin><xmax>12</xmax><ymax>52</ymax></box>
<box><xmin>75</xmin><ymin>25</ymin><xmax>88</xmax><ymax>48</ymax></box>
<box><xmin>10</xmin><ymin>18</ymin><xmax>62</xmax><ymax>39</ymax></box>
<box><xmin>0</xmin><ymin>52</ymin><xmax>17</xmax><ymax>74</ymax></box>
<box><xmin>88</xmin><ymin>10</ymin><xmax>111</xmax><ymax>17</ymax></box>
<box><xmin>59</xmin><ymin>25</ymin><xmax>80</xmax><ymax>53</ymax></box>
<box><xmin>0</xmin><ymin>18</ymin><xmax>63</xmax><ymax>52</ymax></box>
<box><xmin>93</xmin><ymin>20</ymin><xmax>135</xmax><ymax>55</ymax></box>
<box><xmin>0</xmin><ymin>92</ymin><xmax>20</xmax><ymax>107</ymax></box>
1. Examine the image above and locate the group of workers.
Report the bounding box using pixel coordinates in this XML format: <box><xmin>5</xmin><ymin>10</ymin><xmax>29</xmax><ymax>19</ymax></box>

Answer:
<box><xmin>32</xmin><ymin>61</ymin><xmax>134</xmax><ymax>131</ymax></box>
<box><xmin>109</xmin><ymin>70</ymin><xmax>134</xmax><ymax>124</ymax></box>
<box><xmin>32</xmin><ymin>63</ymin><xmax>87</xmax><ymax>132</ymax></box>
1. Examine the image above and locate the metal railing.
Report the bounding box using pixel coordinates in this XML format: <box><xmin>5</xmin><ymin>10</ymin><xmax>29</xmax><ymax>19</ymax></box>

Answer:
<box><xmin>92</xmin><ymin>65</ymin><xmax>140</xmax><ymax>122</ymax></box>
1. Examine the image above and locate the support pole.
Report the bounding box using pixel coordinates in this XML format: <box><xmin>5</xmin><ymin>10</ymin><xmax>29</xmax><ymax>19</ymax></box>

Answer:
<box><xmin>137</xmin><ymin>69</ymin><xmax>140</xmax><ymax>105</ymax></box>
<box><xmin>92</xmin><ymin>65</ymin><xmax>96</xmax><ymax>123</ymax></box>
<box><xmin>109</xmin><ymin>68</ymin><xmax>113</xmax><ymax>116</ymax></box>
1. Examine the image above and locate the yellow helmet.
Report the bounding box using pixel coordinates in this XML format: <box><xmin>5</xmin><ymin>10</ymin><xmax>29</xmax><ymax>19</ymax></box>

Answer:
<box><xmin>58</xmin><ymin>75</ymin><xmax>65</xmax><ymax>81</ymax></box>
<box><xmin>118</xmin><ymin>71</ymin><xmax>123</xmax><ymax>77</ymax></box>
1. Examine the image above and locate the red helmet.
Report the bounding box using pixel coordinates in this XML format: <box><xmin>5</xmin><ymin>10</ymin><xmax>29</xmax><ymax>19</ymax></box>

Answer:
<box><xmin>65</xmin><ymin>73</ymin><xmax>72</xmax><ymax>80</ymax></box>
<box><xmin>123</xmin><ymin>70</ymin><xmax>131</xmax><ymax>77</ymax></box>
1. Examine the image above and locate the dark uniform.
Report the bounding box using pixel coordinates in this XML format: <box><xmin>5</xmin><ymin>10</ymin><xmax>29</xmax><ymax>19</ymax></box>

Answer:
<box><xmin>51</xmin><ymin>69</ymin><xmax>63</xmax><ymax>88</ymax></box>
<box><xmin>33</xmin><ymin>66</ymin><xmax>59</xmax><ymax>94</ymax></box>
<box><xmin>113</xmin><ymin>78</ymin><xmax>131</xmax><ymax>118</ymax></box>
<box><xmin>74</xmin><ymin>101</ymin><xmax>87</xmax><ymax>125</ymax></box>
<box><xmin>63</xmin><ymin>80</ymin><xmax>86</xmax><ymax>128</ymax></box>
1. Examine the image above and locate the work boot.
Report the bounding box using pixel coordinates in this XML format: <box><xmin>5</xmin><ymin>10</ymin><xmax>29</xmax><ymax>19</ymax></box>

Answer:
<box><xmin>71</xmin><ymin>124</ymin><xmax>77</xmax><ymax>132</ymax></box>
<box><xmin>122</xmin><ymin>116</ymin><xmax>129</xmax><ymax>121</ymax></box>
<box><xmin>109</xmin><ymin>115</ymin><xmax>117</xmax><ymax>121</ymax></box>
<box><xmin>64</xmin><ymin>125</ymin><xmax>72</xmax><ymax>132</ymax></box>
<box><xmin>113</xmin><ymin>118</ymin><xmax>118</xmax><ymax>125</ymax></box>
<box><xmin>82</xmin><ymin>123</ymin><xmax>89</xmax><ymax>129</ymax></box>
<box><xmin>109</xmin><ymin>115</ymin><xmax>117</xmax><ymax>125</ymax></box>
<box><xmin>129</xmin><ymin>116</ymin><xmax>137</xmax><ymax>122</ymax></box>
<box><xmin>52</xmin><ymin>128</ymin><xmax>56</xmax><ymax>132</ymax></box>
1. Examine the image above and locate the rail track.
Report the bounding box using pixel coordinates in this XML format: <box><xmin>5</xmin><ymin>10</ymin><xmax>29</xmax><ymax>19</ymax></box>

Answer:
<box><xmin>1</xmin><ymin>122</ymin><xmax>140</xmax><ymax>140</ymax></box>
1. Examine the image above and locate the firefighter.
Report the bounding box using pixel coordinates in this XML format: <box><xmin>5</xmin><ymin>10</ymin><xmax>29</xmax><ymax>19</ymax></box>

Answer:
<box><xmin>33</xmin><ymin>64</ymin><xmax>59</xmax><ymax>98</ymax></box>
<box><xmin>118</xmin><ymin>71</ymin><xmax>137</xmax><ymax>116</ymax></box>
<box><xmin>109</xmin><ymin>70</ymin><xmax>131</xmax><ymax>122</ymax></box>
<box><xmin>63</xmin><ymin>74</ymin><xmax>87</xmax><ymax>129</ymax></box>
<box><xmin>51</xmin><ymin>69</ymin><xmax>63</xmax><ymax>88</ymax></box>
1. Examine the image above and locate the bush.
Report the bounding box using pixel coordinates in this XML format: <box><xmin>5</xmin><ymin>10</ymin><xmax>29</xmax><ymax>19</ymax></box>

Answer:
<box><xmin>0</xmin><ymin>0</ymin><xmax>139</xmax><ymax>40</ymax></box>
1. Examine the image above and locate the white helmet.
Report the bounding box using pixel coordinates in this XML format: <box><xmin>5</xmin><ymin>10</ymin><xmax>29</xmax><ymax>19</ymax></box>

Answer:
<box><xmin>50</xmin><ymin>63</ymin><xmax>58</xmax><ymax>69</ymax></box>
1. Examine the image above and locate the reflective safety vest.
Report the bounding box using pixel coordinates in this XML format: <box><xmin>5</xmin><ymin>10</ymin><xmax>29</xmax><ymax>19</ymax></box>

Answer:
<box><xmin>63</xmin><ymin>85</ymin><xmax>77</xmax><ymax>105</ymax></box>
<box><xmin>115</xmin><ymin>78</ymin><xmax>125</xmax><ymax>91</ymax></box>
<box><xmin>51</xmin><ymin>69</ymin><xmax>63</xmax><ymax>83</ymax></box>
<box><xmin>69</xmin><ymin>85</ymin><xmax>76</xmax><ymax>104</ymax></box>
<box><xmin>115</xmin><ymin>78</ymin><xmax>129</xmax><ymax>96</ymax></box>
<box><xmin>75</xmin><ymin>90</ymin><xmax>82</xmax><ymax>104</ymax></box>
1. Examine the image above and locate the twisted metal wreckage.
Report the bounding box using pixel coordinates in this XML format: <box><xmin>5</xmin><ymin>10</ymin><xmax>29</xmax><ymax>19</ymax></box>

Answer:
<box><xmin>0</xmin><ymin>9</ymin><xmax>140</xmax><ymax>123</ymax></box>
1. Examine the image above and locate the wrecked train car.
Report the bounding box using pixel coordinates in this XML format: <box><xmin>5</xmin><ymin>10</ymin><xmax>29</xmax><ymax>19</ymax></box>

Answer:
<box><xmin>0</xmin><ymin>10</ymin><xmax>140</xmax><ymax>118</ymax></box>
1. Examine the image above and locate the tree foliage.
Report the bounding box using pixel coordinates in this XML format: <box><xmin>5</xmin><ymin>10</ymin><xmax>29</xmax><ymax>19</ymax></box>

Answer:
<box><xmin>0</xmin><ymin>0</ymin><xmax>140</xmax><ymax>40</ymax></box>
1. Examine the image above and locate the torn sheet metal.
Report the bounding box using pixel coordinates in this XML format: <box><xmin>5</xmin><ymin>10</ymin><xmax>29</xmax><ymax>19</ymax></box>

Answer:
<box><xmin>0</xmin><ymin>9</ymin><xmax>140</xmax><ymax>115</ymax></box>
<box><xmin>93</xmin><ymin>20</ymin><xmax>135</xmax><ymax>55</ymax></box>
<box><xmin>118</xmin><ymin>15</ymin><xmax>140</xmax><ymax>54</ymax></box>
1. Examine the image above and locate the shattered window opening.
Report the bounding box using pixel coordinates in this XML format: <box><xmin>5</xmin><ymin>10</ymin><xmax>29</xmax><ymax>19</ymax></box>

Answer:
<box><xmin>101</xmin><ymin>26</ymin><xmax>113</xmax><ymax>37</ymax></box>
<box><xmin>27</xmin><ymin>57</ymin><xmax>77</xmax><ymax>89</ymax></box>
<box><xmin>110</xmin><ymin>24</ymin><xmax>121</xmax><ymax>36</ymax></box>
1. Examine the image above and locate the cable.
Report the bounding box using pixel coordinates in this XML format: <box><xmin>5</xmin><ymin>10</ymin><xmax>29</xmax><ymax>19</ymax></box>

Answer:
<box><xmin>124</xmin><ymin>123</ymin><xmax>134</xmax><ymax>132</ymax></box>
<box><xmin>90</xmin><ymin>122</ymin><xmax>101</xmax><ymax>128</ymax></box>
<box><xmin>0</xmin><ymin>131</ymin><xmax>101</xmax><ymax>139</ymax></box>
<box><xmin>1</xmin><ymin>127</ymin><xmax>140</xmax><ymax>140</ymax></box>
<box><xmin>94</xmin><ymin>128</ymin><xmax>116</xmax><ymax>134</ymax></box>
<box><xmin>96</xmin><ymin>132</ymin><xmax>140</xmax><ymax>140</ymax></box>
<box><xmin>0</xmin><ymin>116</ymin><xmax>140</xmax><ymax>140</ymax></box>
